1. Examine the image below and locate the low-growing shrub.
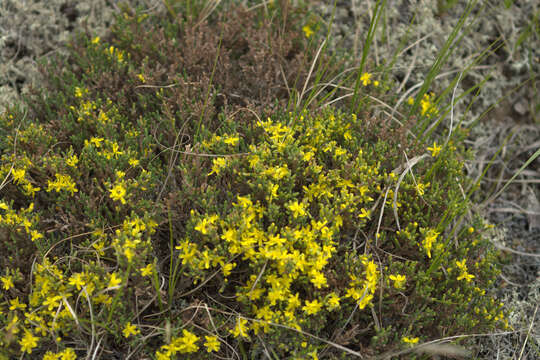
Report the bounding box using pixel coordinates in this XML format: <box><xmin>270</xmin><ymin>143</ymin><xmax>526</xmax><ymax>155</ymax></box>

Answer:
<box><xmin>0</xmin><ymin>2</ymin><xmax>507</xmax><ymax>359</ymax></box>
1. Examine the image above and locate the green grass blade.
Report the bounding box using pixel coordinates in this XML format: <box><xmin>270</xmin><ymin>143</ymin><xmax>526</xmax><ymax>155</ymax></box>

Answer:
<box><xmin>410</xmin><ymin>0</ymin><xmax>479</xmax><ymax>130</ymax></box>
<box><xmin>351</xmin><ymin>0</ymin><xmax>387</xmax><ymax>113</ymax></box>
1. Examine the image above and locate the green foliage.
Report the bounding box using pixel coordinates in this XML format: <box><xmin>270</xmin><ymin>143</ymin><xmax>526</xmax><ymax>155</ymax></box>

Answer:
<box><xmin>0</xmin><ymin>2</ymin><xmax>508</xmax><ymax>359</ymax></box>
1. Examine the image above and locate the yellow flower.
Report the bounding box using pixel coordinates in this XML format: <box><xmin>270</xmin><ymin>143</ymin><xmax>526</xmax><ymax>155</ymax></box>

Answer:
<box><xmin>302</xmin><ymin>299</ymin><xmax>322</xmax><ymax>315</ymax></box>
<box><xmin>65</xmin><ymin>154</ymin><xmax>79</xmax><ymax>167</ymax></box>
<box><xmin>208</xmin><ymin>157</ymin><xmax>228</xmax><ymax>176</ymax></box>
<box><xmin>91</xmin><ymin>36</ymin><xmax>100</xmax><ymax>44</ymax></box>
<box><xmin>108</xmin><ymin>272</ymin><xmax>122</xmax><ymax>288</ymax></box>
<box><xmin>43</xmin><ymin>295</ymin><xmax>62</xmax><ymax>311</ymax></box>
<box><xmin>402</xmin><ymin>336</ymin><xmax>419</xmax><ymax>345</ymax></box>
<box><xmin>194</xmin><ymin>218</ymin><xmax>210</xmax><ymax>235</ymax></box>
<box><xmin>288</xmin><ymin>293</ymin><xmax>302</xmax><ymax>310</ymax></box>
<box><xmin>137</xmin><ymin>74</ymin><xmax>145</xmax><ymax>83</ymax></box>
<box><xmin>30</xmin><ymin>229</ymin><xmax>43</xmax><ymax>242</ymax></box>
<box><xmin>74</xmin><ymin>87</ymin><xmax>84</xmax><ymax>98</ymax></box>
<box><xmin>89</xmin><ymin>137</ymin><xmax>104</xmax><ymax>147</ymax></box>
<box><xmin>267</xmin><ymin>183</ymin><xmax>279</xmax><ymax>201</ymax></box>
<box><xmin>222</xmin><ymin>263</ymin><xmax>235</xmax><ymax>276</ymax></box>
<box><xmin>122</xmin><ymin>322</ymin><xmax>140</xmax><ymax>338</ymax></box>
<box><xmin>129</xmin><ymin>158</ymin><xmax>140</xmax><ymax>167</ymax></box>
<box><xmin>267</xmin><ymin>287</ymin><xmax>285</xmax><ymax>305</ymax></box>
<box><xmin>416</xmin><ymin>182</ymin><xmax>429</xmax><ymax>196</ymax></box>
<box><xmin>303</xmin><ymin>24</ymin><xmax>314</xmax><ymax>38</ymax></box>
<box><xmin>204</xmin><ymin>335</ymin><xmax>220</xmax><ymax>352</ymax></box>
<box><xmin>176</xmin><ymin>329</ymin><xmax>200</xmax><ymax>353</ymax></box>
<box><xmin>422</xmin><ymin>229</ymin><xmax>439</xmax><ymax>258</ymax></box>
<box><xmin>110</xmin><ymin>142</ymin><xmax>124</xmax><ymax>157</ymax></box>
<box><xmin>199</xmin><ymin>250</ymin><xmax>212</xmax><ymax>269</ymax></box>
<box><xmin>310</xmin><ymin>270</ymin><xmax>327</xmax><ymax>289</ymax></box>
<box><xmin>288</xmin><ymin>200</ymin><xmax>306</xmax><ymax>219</ymax></box>
<box><xmin>12</xmin><ymin>168</ymin><xmax>26</xmax><ymax>184</ymax></box>
<box><xmin>457</xmin><ymin>272</ymin><xmax>475</xmax><ymax>282</ymax></box>
<box><xmin>302</xmin><ymin>150</ymin><xmax>315</xmax><ymax>161</ymax></box>
<box><xmin>9</xmin><ymin>297</ymin><xmax>27</xmax><ymax>311</ymax></box>
<box><xmin>231</xmin><ymin>317</ymin><xmax>250</xmax><ymax>338</ymax></box>
<box><xmin>468</xmin><ymin>227</ymin><xmax>475</xmax><ymax>234</ymax></box>
<box><xmin>223</xmin><ymin>135</ymin><xmax>240</xmax><ymax>146</ymax></box>
<box><xmin>109</xmin><ymin>183</ymin><xmax>127</xmax><ymax>204</ymax></box>
<box><xmin>140</xmin><ymin>264</ymin><xmax>154</xmax><ymax>277</ymax></box>
<box><xmin>155</xmin><ymin>351</ymin><xmax>169</xmax><ymax>360</ymax></box>
<box><xmin>326</xmin><ymin>293</ymin><xmax>340</xmax><ymax>310</ymax></box>
<box><xmin>360</xmin><ymin>72</ymin><xmax>372</xmax><ymax>86</ymax></box>
<box><xmin>60</xmin><ymin>348</ymin><xmax>77</xmax><ymax>360</ymax></box>
<box><xmin>427</xmin><ymin>141</ymin><xmax>442</xmax><ymax>157</ymax></box>
<box><xmin>19</xmin><ymin>329</ymin><xmax>39</xmax><ymax>354</ymax></box>
<box><xmin>43</xmin><ymin>351</ymin><xmax>59</xmax><ymax>360</ymax></box>
<box><xmin>68</xmin><ymin>273</ymin><xmax>85</xmax><ymax>290</ymax></box>
<box><xmin>389</xmin><ymin>274</ymin><xmax>406</xmax><ymax>290</ymax></box>
<box><xmin>455</xmin><ymin>259</ymin><xmax>475</xmax><ymax>282</ymax></box>
<box><xmin>358</xmin><ymin>185</ymin><xmax>369</xmax><ymax>197</ymax></box>
<box><xmin>1</xmin><ymin>275</ymin><xmax>14</xmax><ymax>290</ymax></box>
<box><xmin>176</xmin><ymin>239</ymin><xmax>197</xmax><ymax>265</ymax></box>
<box><xmin>358</xmin><ymin>208</ymin><xmax>371</xmax><ymax>219</ymax></box>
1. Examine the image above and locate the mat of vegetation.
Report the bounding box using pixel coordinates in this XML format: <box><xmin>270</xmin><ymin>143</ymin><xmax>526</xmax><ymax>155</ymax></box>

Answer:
<box><xmin>0</xmin><ymin>1</ymin><xmax>538</xmax><ymax>359</ymax></box>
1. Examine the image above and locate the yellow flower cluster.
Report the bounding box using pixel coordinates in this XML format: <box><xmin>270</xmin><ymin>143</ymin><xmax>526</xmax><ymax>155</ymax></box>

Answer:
<box><xmin>109</xmin><ymin>182</ymin><xmax>127</xmax><ymax>204</ymax></box>
<box><xmin>0</xmin><ymin>201</ymin><xmax>43</xmax><ymax>242</ymax></box>
<box><xmin>192</xmin><ymin>110</ymin><xmax>392</xmax><ymax>338</ymax></box>
<box><xmin>74</xmin><ymin>86</ymin><xmax>89</xmax><ymax>98</ymax></box>
<box><xmin>155</xmin><ymin>330</ymin><xmax>220</xmax><ymax>359</ymax></box>
<box><xmin>421</xmin><ymin>228</ymin><xmax>439</xmax><ymax>258</ymax></box>
<box><xmin>65</xmin><ymin>154</ymin><xmax>79</xmax><ymax>167</ymax></box>
<box><xmin>46</xmin><ymin>173</ymin><xmax>78</xmax><ymax>195</ymax></box>
<box><xmin>42</xmin><ymin>348</ymin><xmax>77</xmax><ymax>360</ymax></box>
<box><xmin>345</xmin><ymin>257</ymin><xmax>379</xmax><ymax>309</ymax></box>
<box><xmin>103</xmin><ymin>167</ymin><xmax>152</xmax><ymax>209</ymax></box>
<box><xmin>70</xmin><ymin>99</ymin><xmax>96</xmax><ymax>123</ymax></box>
<box><xmin>0</xmin><ymin>155</ymin><xmax>41</xmax><ymax>198</ymax></box>
<box><xmin>455</xmin><ymin>259</ymin><xmax>475</xmax><ymax>282</ymax></box>
<box><xmin>408</xmin><ymin>92</ymin><xmax>439</xmax><ymax>117</ymax></box>
<box><xmin>0</xmin><ymin>208</ymin><xmax>159</xmax><ymax>355</ymax></box>
<box><xmin>107</xmin><ymin>45</ymin><xmax>126</xmax><ymax>63</ymax></box>
<box><xmin>201</xmin><ymin>133</ymin><xmax>241</xmax><ymax>150</ymax></box>
<box><xmin>111</xmin><ymin>214</ymin><xmax>158</xmax><ymax>264</ymax></box>
<box><xmin>208</xmin><ymin>157</ymin><xmax>229</xmax><ymax>176</ymax></box>
<box><xmin>359</xmin><ymin>72</ymin><xmax>380</xmax><ymax>87</ymax></box>
<box><xmin>69</xmin><ymin>97</ymin><xmax>120</xmax><ymax>127</ymax></box>
<box><xmin>420</xmin><ymin>93</ymin><xmax>439</xmax><ymax>117</ymax></box>
<box><xmin>0</xmin><ymin>92</ymin><xmax>500</xmax><ymax>357</ymax></box>
<box><xmin>82</xmin><ymin>136</ymin><xmax>130</xmax><ymax>161</ymax></box>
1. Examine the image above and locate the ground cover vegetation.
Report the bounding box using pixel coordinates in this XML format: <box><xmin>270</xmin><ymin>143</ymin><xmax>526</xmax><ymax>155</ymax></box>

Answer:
<box><xmin>1</xmin><ymin>0</ymin><xmax>534</xmax><ymax>358</ymax></box>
